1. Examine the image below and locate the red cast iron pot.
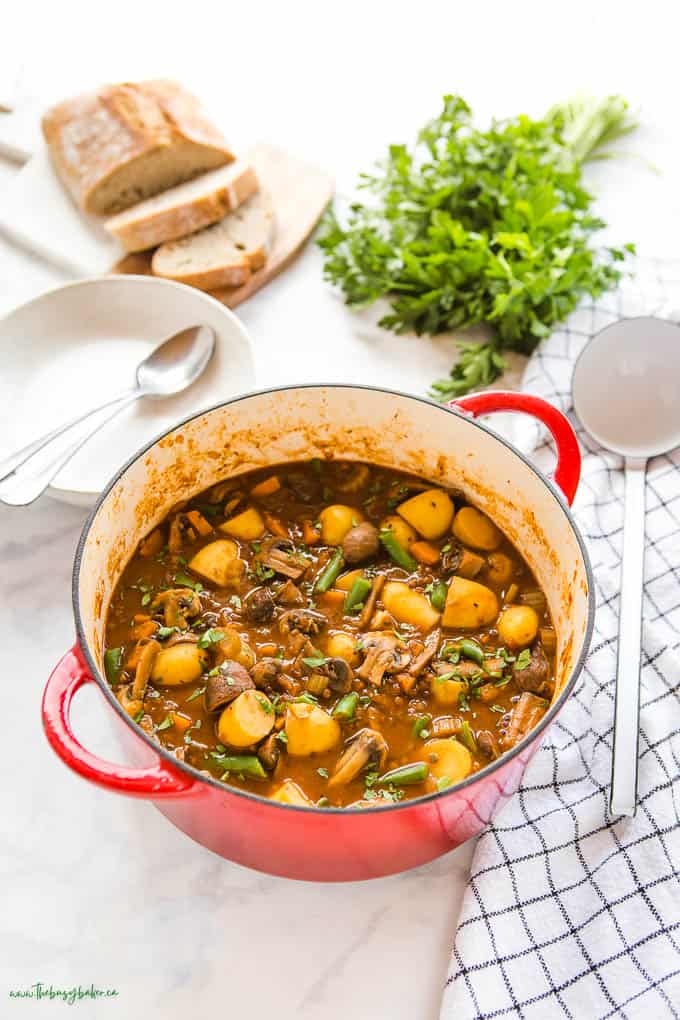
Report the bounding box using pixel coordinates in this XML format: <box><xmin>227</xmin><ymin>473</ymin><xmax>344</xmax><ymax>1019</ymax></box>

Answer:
<box><xmin>42</xmin><ymin>386</ymin><xmax>594</xmax><ymax>881</ymax></box>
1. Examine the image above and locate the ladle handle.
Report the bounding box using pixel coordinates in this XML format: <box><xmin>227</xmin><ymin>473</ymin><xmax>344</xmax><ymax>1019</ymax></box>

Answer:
<box><xmin>610</xmin><ymin>456</ymin><xmax>647</xmax><ymax>817</ymax></box>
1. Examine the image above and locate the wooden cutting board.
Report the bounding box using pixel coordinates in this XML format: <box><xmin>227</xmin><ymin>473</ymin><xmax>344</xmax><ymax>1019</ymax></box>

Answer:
<box><xmin>115</xmin><ymin>142</ymin><xmax>334</xmax><ymax>308</ymax></box>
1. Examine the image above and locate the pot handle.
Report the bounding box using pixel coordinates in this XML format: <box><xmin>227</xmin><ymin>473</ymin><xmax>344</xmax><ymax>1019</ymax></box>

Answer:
<box><xmin>42</xmin><ymin>646</ymin><xmax>195</xmax><ymax>797</ymax></box>
<box><xmin>449</xmin><ymin>390</ymin><xmax>581</xmax><ymax>505</ymax></box>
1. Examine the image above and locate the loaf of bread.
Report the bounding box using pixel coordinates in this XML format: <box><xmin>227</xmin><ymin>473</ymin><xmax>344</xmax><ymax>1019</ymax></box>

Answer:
<box><xmin>105</xmin><ymin>160</ymin><xmax>259</xmax><ymax>252</ymax></box>
<box><xmin>151</xmin><ymin>192</ymin><xmax>274</xmax><ymax>291</ymax></box>
<box><xmin>42</xmin><ymin>80</ymin><xmax>234</xmax><ymax>215</ymax></box>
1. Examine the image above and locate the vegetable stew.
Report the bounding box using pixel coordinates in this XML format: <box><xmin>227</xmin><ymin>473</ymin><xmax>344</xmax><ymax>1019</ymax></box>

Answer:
<box><xmin>104</xmin><ymin>461</ymin><xmax>557</xmax><ymax>808</ymax></box>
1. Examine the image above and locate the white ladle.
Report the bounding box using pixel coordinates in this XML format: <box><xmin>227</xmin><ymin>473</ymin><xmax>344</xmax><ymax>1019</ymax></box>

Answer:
<box><xmin>572</xmin><ymin>315</ymin><xmax>680</xmax><ymax>817</ymax></box>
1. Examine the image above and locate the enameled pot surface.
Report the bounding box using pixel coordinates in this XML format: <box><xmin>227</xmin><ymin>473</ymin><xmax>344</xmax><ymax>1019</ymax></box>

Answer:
<box><xmin>42</xmin><ymin>386</ymin><xmax>594</xmax><ymax>881</ymax></box>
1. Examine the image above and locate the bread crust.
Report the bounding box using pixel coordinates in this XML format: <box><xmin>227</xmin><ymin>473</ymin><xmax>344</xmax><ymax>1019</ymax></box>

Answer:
<box><xmin>42</xmin><ymin>80</ymin><xmax>234</xmax><ymax>215</ymax></box>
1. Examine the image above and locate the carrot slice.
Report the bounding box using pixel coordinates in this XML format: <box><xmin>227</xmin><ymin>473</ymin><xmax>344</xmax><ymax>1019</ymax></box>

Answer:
<box><xmin>317</xmin><ymin>589</ymin><xmax>346</xmax><ymax>606</ymax></box>
<box><xmin>410</xmin><ymin>541</ymin><xmax>441</xmax><ymax>565</ymax></box>
<box><xmin>186</xmin><ymin>510</ymin><xmax>213</xmax><ymax>536</ymax></box>
<box><xmin>171</xmin><ymin>712</ymin><xmax>193</xmax><ymax>733</ymax></box>
<box><xmin>251</xmin><ymin>476</ymin><xmax>281</xmax><ymax>498</ymax></box>
<box><xmin>303</xmin><ymin>520</ymin><xmax>321</xmax><ymax>545</ymax></box>
<box><xmin>263</xmin><ymin>512</ymin><xmax>289</xmax><ymax>539</ymax></box>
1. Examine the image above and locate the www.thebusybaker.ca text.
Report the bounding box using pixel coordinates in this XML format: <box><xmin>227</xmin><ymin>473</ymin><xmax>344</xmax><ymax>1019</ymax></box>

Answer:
<box><xmin>8</xmin><ymin>982</ymin><xmax>119</xmax><ymax>1005</ymax></box>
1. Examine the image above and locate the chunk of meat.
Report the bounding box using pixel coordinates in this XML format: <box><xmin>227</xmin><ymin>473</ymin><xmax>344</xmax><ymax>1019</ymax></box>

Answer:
<box><xmin>243</xmin><ymin>587</ymin><xmax>276</xmax><ymax>625</ymax></box>
<box><xmin>477</xmin><ymin>729</ymin><xmax>500</xmax><ymax>758</ymax></box>
<box><xmin>513</xmin><ymin>643</ymin><xmax>551</xmax><ymax>694</ymax></box>
<box><xmin>277</xmin><ymin>580</ymin><xmax>304</xmax><ymax>606</ymax></box>
<box><xmin>258</xmin><ymin>539</ymin><xmax>308</xmax><ymax>581</ymax></box>
<box><xmin>502</xmin><ymin>692</ymin><xmax>548</xmax><ymax>749</ymax></box>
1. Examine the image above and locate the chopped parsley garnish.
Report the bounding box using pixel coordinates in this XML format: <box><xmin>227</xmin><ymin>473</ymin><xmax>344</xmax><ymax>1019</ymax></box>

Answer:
<box><xmin>515</xmin><ymin>648</ymin><xmax>532</xmax><ymax>671</ymax></box>
<box><xmin>197</xmin><ymin>628</ymin><xmax>225</xmax><ymax>649</ymax></box>
<box><xmin>174</xmin><ymin>572</ymin><xmax>203</xmax><ymax>591</ymax></box>
<box><xmin>317</xmin><ymin>767</ymin><xmax>329</xmax><ymax>779</ymax></box>
<box><xmin>302</xmin><ymin>654</ymin><xmax>329</xmax><ymax>668</ymax></box>
<box><xmin>156</xmin><ymin>714</ymin><xmax>174</xmax><ymax>732</ymax></box>
<box><xmin>184</xmin><ymin>686</ymin><xmax>206</xmax><ymax>703</ymax></box>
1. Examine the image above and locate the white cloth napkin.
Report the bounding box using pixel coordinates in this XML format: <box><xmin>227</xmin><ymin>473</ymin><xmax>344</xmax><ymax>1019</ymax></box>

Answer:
<box><xmin>441</xmin><ymin>257</ymin><xmax>680</xmax><ymax>1020</ymax></box>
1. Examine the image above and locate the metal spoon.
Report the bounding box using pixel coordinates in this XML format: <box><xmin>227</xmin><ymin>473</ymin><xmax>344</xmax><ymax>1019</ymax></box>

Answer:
<box><xmin>0</xmin><ymin>324</ymin><xmax>216</xmax><ymax>506</ymax></box>
<box><xmin>572</xmin><ymin>316</ymin><xmax>680</xmax><ymax>817</ymax></box>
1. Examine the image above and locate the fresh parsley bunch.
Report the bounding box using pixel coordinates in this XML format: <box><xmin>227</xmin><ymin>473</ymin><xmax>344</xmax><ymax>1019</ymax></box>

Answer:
<box><xmin>318</xmin><ymin>94</ymin><xmax>637</xmax><ymax>399</ymax></box>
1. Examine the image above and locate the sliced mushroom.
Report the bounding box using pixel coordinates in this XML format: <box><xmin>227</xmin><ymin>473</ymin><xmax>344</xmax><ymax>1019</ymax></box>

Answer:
<box><xmin>277</xmin><ymin>579</ymin><xmax>304</xmax><ymax>606</ymax></box>
<box><xmin>357</xmin><ymin>632</ymin><xmax>411</xmax><ymax>687</ymax></box>
<box><xmin>342</xmin><ymin>522</ymin><xmax>380</xmax><ymax>563</ymax></box>
<box><xmin>502</xmin><ymin>692</ymin><xmax>547</xmax><ymax>749</ymax></box>
<box><xmin>150</xmin><ymin>588</ymin><xmax>201</xmax><ymax>629</ymax></box>
<box><xmin>243</xmin><ymin>587</ymin><xmax>276</xmax><ymax>625</ymax></box>
<box><xmin>477</xmin><ymin>730</ymin><xmax>500</xmax><ymax>758</ymax></box>
<box><xmin>409</xmin><ymin>629</ymin><xmax>441</xmax><ymax>676</ymax></box>
<box><xmin>279</xmin><ymin>608</ymin><xmax>326</xmax><ymax>638</ymax></box>
<box><xmin>204</xmin><ymin>661</ymin><xmax>254</xmax><ymax>712</ymax></box>
<box><xmin>329</xmin><ymin>728</ymin><xmax>388</xmax><ymax>786</ymax></box>
<box><xmin>116</xmin><ymin>685</ymin><xmax>143</xmax><ymax>719</ymax></box>
<box><xmin>358</xmin><ymin>574</ymin><xmax>385</xmax><ymax>628</ymax></box>
<box><xmin>257</xmin><ymin>732</ymin><xmax>281</xmax><ymax>771</ymax></box>
<box><xmin>316</xmin><ymin>657</ymin><xmax>353</xmax><ymax>694</ymax></box>
<box><xmin>251</xmin><ymin>657</ymin><xmax>283</xmax><ymax>688</ymax></box>
<box><xmin>131</xmin><ymin>639</ymin><xmax>161</xmax><ymax>701</ymax></box>
<box><xmin>167</xmin><ymin>512</ymin><xmax>203</xmax><ymax>552</ymax></box>
<box><xmin>258</xmin><ymin>539</ymin><xmax>309</xmax><ymax>581</ymax></box>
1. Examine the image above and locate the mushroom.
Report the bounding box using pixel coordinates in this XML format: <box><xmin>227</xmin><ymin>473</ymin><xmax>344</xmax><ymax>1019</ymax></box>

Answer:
<box><xmin>328</xmin><ymin>728</ymin><xmax>388</xmax><ymax>786</ymax></box>
<box><xmin>251</xmin><ymin>657</ymin><xmax>283</xmax><ymax>689</ymax></box>
<box><xmin>335</xmin><ymin>462</ymin><xmax>371</xmax><ymax>493</ymax></box>
<box><xmin>257</xmin><ymin>732</ymin><xmax>281</xmax><ymax>771</ymax></box>
<box><xmin>258</xmin><ymin>538</ymin><xmax>308</xmax><ymax>581</ymax></box>
<box><xmin>342</xmin><ymin>522</ymin><xmax>380</xmax><ymax>564</ymax></box>
<box><xmin>408</xmin><ymin>629</ymin><xmax>441</xmax><ymax>677</ymax></box>
<box><xmin>477</xmin><ymin>730</ymin><xmax>500</xmax><ymax>758</ymax></box>
<box><xmin>150</xmin><ymin>588</ymin><xmax>201</xmax><ymax>629</ymax></box>
<box><xmin>243</xmin><ymin>587</ymin><xmax>276</xmax><ymax>625</ymax></box>
<box><xmin>358</xmin><ymin>574</ymin><xmax>385</xmax><ymax>628</ymax></box>
<box><xmin>117</xmin><ymin>638</ymin><xmax>160</xmax><ymax>718</ymax></box>
<box><xmin>204</xmin><ymin>660</ymin><xmax>254</xmax><ymax>712</ymax></box>
<box><xmin>502</xmin><ymin>692</ymin><xmax>547</xmax><ymax>749</ymax></box>
<box><xmin>276</xmin><ymin>579</ymin><xmax>304</xmax><ymax>606</ymax></box>
<box><xmin>316</xmin><ymin>656</ymin><xmax>353</xmax><ymax>693</ymax></box>
<box><xmin>357</xmin><ymin>632</ymin><xmax>411</xmax><ymax>687</ymax></box>
<box><xmin>279</xmin><ymin>608</ymin><xmax>326</xmax><ymax>638</ymax></box>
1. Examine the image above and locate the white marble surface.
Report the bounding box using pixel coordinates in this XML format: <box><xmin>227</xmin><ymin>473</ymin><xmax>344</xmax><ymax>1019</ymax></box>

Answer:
<box><xmin>2</xmin><ymin>3</ymin><xmax>680</xmax><ymax>1018</ymax></box>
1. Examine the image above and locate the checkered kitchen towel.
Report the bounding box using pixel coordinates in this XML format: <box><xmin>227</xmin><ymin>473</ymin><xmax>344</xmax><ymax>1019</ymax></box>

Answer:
<box><xmin>441</xmin><ymin>258</ymin><xmax>680</xmax><ymax>1020</ymax></box>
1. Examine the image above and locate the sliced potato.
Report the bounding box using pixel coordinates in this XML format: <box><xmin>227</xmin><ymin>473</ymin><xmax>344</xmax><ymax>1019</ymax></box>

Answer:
<box><xmin>379</xmin><ymin>514</ymin><xmax>417</xmax><ymax>550</ymax></box>
<box><xmin>452</xmin><ymin>506</ymin><xmax>502</xmax><ymax>551</ymax></box>
<box><xmin>285</xmin><ymin>702</ymin><xmax>341</xmax><ymax>756</ymax></box>
<box><xmin>236</xmin><ymin>639</ymin><xmax>256</xmax><ymax>670</ymax></box>
<box><xmin>382</xmin><ymin>581</ymin><xmax>440</xmax><ymax>631</ymax></box>
<box><xmin>442</xmin><ymin>577</ymin><xmax>499</xmax><ymax>629</ymax></box>
<box><xmin>215</xmin><ymin>627</ymin><xmax>241</xmax><ymax>662</ymax></box>
<box><xmin>151</xmin><ymin>643</ymin><xmax>209</xmax><ymax>686</ymax></box>
<box><xmin>397</xmin><ymin>488</ymin><xmax>454</xmax><ymax>540</ymax></box>
<box><xmin>497</xmin><ymin>605</ymin><xmax>539</xmax><ymax>649</ymax></box>
<box><xmin>335</xmin><ymin>568</ymin><xmax>364</xmax><ymax>592</ymax></box>
<box><xmin>220</xmin><ymin>507</ymin><xmax>265</xmax><ymax>541</ymax></box>
<box><xmin>217</xmin><ymin>689</ymin><xmax>274</xmax><ymax>748</ymax></box>
<box><xmin>431</xmin><ymin>675</ymin><xmax>467</xmax><ymax>707</ymax></box>
<box><xmin>270</xmin><ymin>779</ymin><xmax>313</xmax><ymax>806</ymax></box>
<box><xmin>319</xmin><ymin>505</ymin><xmax>363</xmax><ymax>546</ymax></box>
<box><xmin>326</xmin><ymin>631</ymin><xmax>360</xmax><ymax>666</ymax></box>
<box><xmin>189</xmin><ymin>539</ymin><xmax>239</xmax><ymax>586</ymax></box>
<box><xmin>424</xmin><ymin>738</ymin><xmax>473</xmax><ymax>783</ymax></box>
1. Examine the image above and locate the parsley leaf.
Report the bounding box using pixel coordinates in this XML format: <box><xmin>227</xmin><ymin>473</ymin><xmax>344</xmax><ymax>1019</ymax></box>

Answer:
<box><xmin>515</xmin><ymin>648</ymin><xmax>532</xmax><ymax>671</ymax></box>
<box><xmin>197</xmin><ymin>628</ymin><xmax>225</xmax><ymax>649</ymax></box>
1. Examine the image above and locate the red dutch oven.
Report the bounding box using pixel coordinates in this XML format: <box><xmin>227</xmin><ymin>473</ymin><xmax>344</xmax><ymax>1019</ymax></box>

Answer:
<box><xmin>42</xmin><ymin>385</ymin><xmax>594</xmax><ymax>881</ymax></box>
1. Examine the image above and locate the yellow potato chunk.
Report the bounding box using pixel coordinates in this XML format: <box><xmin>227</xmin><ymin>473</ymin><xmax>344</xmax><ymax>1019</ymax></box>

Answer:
<box><xmin>382</xmin><ymin>581</ymin><xmax>440</xmax><ymax>631</ymax></box>
<box><xmin>215</xmin><ymin>627</ymin><xmax>241</xmax><ymax>661</ymax></box>
<box><xmin>236</xmin><ymin>640</ymin><xmax>256</xmax><ymax>670</ymax></box>
<box><xmin>379</xmin><ymin>514</ymin><xmax>417</xmax><ymax>549</ymax></box>
<box><xmin>270</xmin><ymin>780</ymin><xmax>314</xmax><ymax>806</ymax></box>
<box><xmin>335</xmin><ymin>568</ymin><xmax>364</xmax><ymax>592</ymax></box>
<box><xmin>397</xmin><ymin>488</ymin><xmax>454</xmax><ymax>540</ymax></box>
<box><xmin>442</xmin><ymin>577</ymin><xmax>499</xmax><ymax>629</ymax></box>
<box><xmin>189</xmin><ymin>539</ymin><xmax>239</xmax><ymax>586</ymax></box>
<box><xmin>285</xmin><ymin>702</ymin><xmax>341</xmax><ymax>756</ymax></box>
<box><xmin>319</xmin><ymin>505</ymin><xmax>363</xmax><ymax>546</ymax></box>
<box><xmin>220</xmin><ymin>506</ymin><xmax>266</xmax><ymax>541</ymax></box>
<box><xmin>326</xmin><ymin>631</ymin><xmax>360</xmax><ymax>666</ymax></box>
<box><xmin>431</xmin><ymin>675</ymin><xmax>467</xmax><ymax>707</ymax></box>
<box><xmin>497</xmin><ymin>605</ymin><xmax>539</xmax><ymax>649</ymax></box>
<box><xmin>486</xmin><ymin>551</ymin><xmax>514</xmax><ymax>587</ymax></box>
<box><xmin>424</xmin><ymin>738</ymin><xmax>473</xmax><ymax>783</ymax></box>
<box><xmin>217</xmin><ymin>690</ymin><xmax>274</xmax><ymax>748</ymax></box>
<box><xmin>151</xmin><ymin>644</ymin><xmax>209</xmax><ymax>686</ymax></box>
<box><xmin>452</xmin><ymin>506</ymin><xmax>502</xmax><ymax>551</ymax></box>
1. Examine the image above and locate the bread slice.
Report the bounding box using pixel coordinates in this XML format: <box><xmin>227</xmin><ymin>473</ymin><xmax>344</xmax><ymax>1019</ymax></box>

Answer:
<box><xmin>151</xmin><ymin>192</ymin><xmax>274</xmax><ymax>291</ymax></box>
<box><xmin>105</xmin><ymin>161</ymin><xmax>259</xmax><ymax>252</ymax></box>
<box><xmin>42</xmin><ymin>80</ymin><xmax>234</xmax><ymax>215</ymax></box>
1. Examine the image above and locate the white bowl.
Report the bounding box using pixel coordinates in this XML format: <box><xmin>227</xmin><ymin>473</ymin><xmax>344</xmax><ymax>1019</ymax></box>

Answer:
<box><xmin>0</xmin><ymin>276</ymin><xmax>255</xmax><ymax>505</ymax></box>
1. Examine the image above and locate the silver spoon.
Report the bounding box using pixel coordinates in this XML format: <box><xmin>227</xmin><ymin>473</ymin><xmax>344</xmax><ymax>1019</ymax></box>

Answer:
<box><xmin>0</xmin><ymin>324</ymin><xmax>216</xmax><ymax>506</ymax></box>
<box><xmin>572</xmin><ymin>315</ymin><xmax>680</xmax><ymax>818</ymax></box>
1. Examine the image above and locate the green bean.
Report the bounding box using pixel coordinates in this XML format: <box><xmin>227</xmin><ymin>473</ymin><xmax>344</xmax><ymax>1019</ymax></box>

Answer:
<box><xmin>215</xmin><ymin>755</ymin><xmax>267</xmax><ymax>780</ymax></box>
<box><xmin>344</xmin><ymin>577</ymin><xmax>372</xmax><ymax>613</ymax></box>
<box><xmin>378</xmin><ymin>761</ymin><xmax>429</xmax><ymax>786</ymax></box>
<box><xmin>458</xmin><ymin>721</ymin><xmax>478</xmax><ymax>754</ymax></box>
<box><xmin>314</xmin><ymin>548</ymin><xmax>345</xmax><ymax>593</ymax></box>
<box><xmin>104</xmin><ymin>647</ymin><xmax>123</xmax><ymax>684</ymax></box>
<box><xmin>459</xmin><ymin>638</ymin><xmax>484</xmax><ymax>666</ymax></box>
<box><xmin>333</xmin><ymin>692</ymin><xmax>359</xmax><ymax>719</ymax></box>
<box><xmin>379</xmin><ymin>529</ymin><xmax>418</xmax><ymax>572</ymax></box>
<box><xmin>412</xmin><ymin>715</ymin><xmax>432</xmax><ymax>739</ymax></box>
<box><xmin>428</xmin><ymin>580</ymin><xmax>448</xmax><ymax>612</ymax></box>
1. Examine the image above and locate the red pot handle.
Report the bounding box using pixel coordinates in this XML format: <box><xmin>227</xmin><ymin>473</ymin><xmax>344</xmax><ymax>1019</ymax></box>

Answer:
<box><xmin>42</xmin><ymin>645</ymin><xmax>194</xmax><ymax>798</ymax></box>
<box><xmin>449</xmin><ymin>390</ymin><xmax>581</xmax><ymax>506</ymax></box>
